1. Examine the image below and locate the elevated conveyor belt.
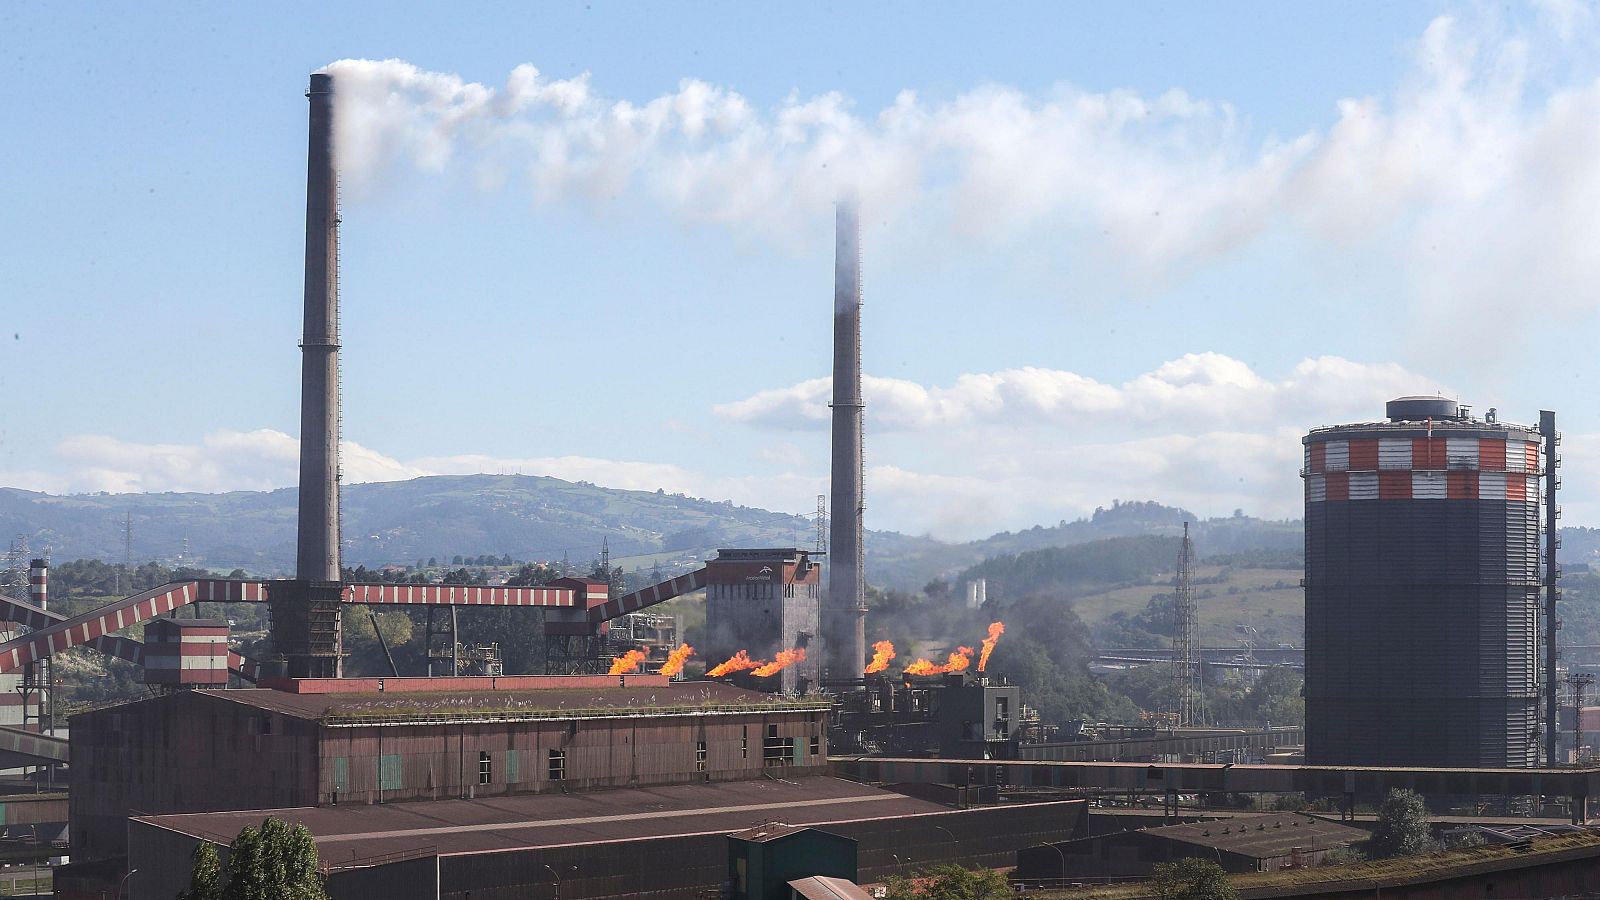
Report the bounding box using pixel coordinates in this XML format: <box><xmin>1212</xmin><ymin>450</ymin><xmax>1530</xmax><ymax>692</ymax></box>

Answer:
<box><xmin>0</xmin><ymin>589</ymin><xmax>260</xmax><ymax>680</ymax></box>
<box><xmin>0</xmin><ymin>725</ymin><xmax>68</xmax><ymax>766</ymax></box>
<box><xmin>589</xmin><ymin>568</ymin><xmax>708</xmax><ymax>623</ymax></box>
<box><xmin>343</xmin><ymin>583</ymin><xmax>579</xmax><ymax>607</ymax></box>
<box><xmin>0</xmin><ymin>571</ymin><xmax>712</xmax><ymax>674</ymax></box>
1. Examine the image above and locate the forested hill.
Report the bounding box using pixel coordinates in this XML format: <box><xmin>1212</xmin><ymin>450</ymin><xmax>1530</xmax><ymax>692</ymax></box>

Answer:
<box><xmin>0</xmin><ymin>483</ymin><xmax>1298</xmax><ymax>586</ymax></box>
<box><xmin>9</xmin><ymin>477</ymin><xmax>1596</xmax><ymax>589</ymax></box>
<box><xmin>959</xmin><ymin>534</ymin><xmax>1185</xmax><ymax>602</ymax></box>
<box><xmin>0</xmin><ymin>476</ymin><xmax>825</xmax><ymax>575</ymax></box>
<box><xmin>868</xmin><ymin>501</ymin><xmax>1303</xmax><ymax>587</ymax></box>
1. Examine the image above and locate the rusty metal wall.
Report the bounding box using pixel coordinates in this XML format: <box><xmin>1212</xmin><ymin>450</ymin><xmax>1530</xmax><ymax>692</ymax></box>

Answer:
<box><xmin>318</xmin><ymin>710</ymin><xmax>829</xmax><ymax>805</ymax></box>
<box><xmin>71</xmin><ymin>693</ymin><xmax>320</xmax><ymax>860</ymax></box>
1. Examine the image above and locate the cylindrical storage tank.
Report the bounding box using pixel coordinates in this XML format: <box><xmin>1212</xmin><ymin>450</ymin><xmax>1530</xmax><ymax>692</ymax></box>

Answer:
<box><xmin>1303</xmin><ymin>398</ymin><xmax>1541</xmax><ymax>767</ymax></box>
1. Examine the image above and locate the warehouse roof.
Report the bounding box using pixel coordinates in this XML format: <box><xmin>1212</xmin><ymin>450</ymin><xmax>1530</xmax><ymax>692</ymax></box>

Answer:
<box><xmin>198</xmin><ymin>682</ymin><xmax>824</xmax><ymax>723</ymax></box>
<box><xmin>789</xmin><ymin>877</ymin><xmax>873</xmax><ymax>900</ymax></box>
<box><xmin>1140</xmin><ymin>813</ymin><xmax>1365</xmax><ymax>858</ymax></box>
<box><xmin>132</xmin><ymin>776</ymin><xmax>956</xmax><ymax>865</ymax></box>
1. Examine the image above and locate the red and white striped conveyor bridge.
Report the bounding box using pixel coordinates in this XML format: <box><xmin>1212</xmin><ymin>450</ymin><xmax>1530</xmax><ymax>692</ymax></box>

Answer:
<box><xmin>0</xmin><ymin>570</ymin><xmax>708</xmax><ymax>677</ymax></box>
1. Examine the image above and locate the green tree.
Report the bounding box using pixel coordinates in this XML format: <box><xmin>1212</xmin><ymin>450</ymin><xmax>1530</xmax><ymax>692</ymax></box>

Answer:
<box><xmin>882</xmin><ymin>865</ymin><xmax>1011</xmax><ymax>900</ymax></box>
<box><xmin>220</xmin><ymin>817</ymin><xmax>328</xmax><ymax>900</ymax></box>
<box><xmin>177</xmin><ymin>841</ymin><xmax>222</xmax><ymax>900</ymax></box>
<box><xmin>1370</xmin><ymin>788</ymin><xmax>1435</xmax><ymax>857</ymax></box>
<box><xmin>506</xmin><ymin>563</ymin><xmax>560</xmax><ymax>587</ymax></box>
<box><xmin>1150</xmin><ymin>858</ymin><xmax>1236</xmax><ymax>900</ymax></box>
<box><xmin>1243</xmin><ymin>666</ymin><xmax>1304</xmax><ymax>726</ymax></box>
<box><xmin>222</xmin><ymin>824</ymin><xmax>267</xmax><ymax>900</ymax></box>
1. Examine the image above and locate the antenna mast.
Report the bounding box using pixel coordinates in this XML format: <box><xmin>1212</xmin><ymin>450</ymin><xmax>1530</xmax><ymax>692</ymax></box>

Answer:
<box><xmin>1170</xmin><ymin>522</ymin><xmax>1204</xmax><ymax>727</ymax></box>
<box><xmin>814</xmin><ymin>494</ymin><xmax>827</xmax><ymax>555</ymax></box>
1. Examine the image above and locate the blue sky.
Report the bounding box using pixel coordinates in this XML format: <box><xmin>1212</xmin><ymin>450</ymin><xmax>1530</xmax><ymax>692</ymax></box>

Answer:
<box><xmin>7</xmin><ymin>1</ymin><xmax>1600</xmax><ymax>543</ymax></box>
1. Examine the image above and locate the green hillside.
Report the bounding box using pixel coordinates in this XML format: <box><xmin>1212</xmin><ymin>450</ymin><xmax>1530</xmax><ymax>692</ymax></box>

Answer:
<box><xmin>0</xmin><ymin>483</ymin><xmax>1301</xmax><ymax>589</ymax></box>
<box><xmin>951</xmin><ymin>535</ymin><xmax>1303</xmax><ymax>649</ymax></box>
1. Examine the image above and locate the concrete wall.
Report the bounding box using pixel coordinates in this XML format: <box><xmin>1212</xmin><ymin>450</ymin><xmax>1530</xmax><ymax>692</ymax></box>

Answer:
<box><xmin>705</xmin><ymin>582</ymin><xmax>821</xmax><ymax>694</ymax></box>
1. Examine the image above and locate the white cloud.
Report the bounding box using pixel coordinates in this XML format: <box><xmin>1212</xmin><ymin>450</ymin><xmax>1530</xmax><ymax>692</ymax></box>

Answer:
<box><xmin>1</xmin><ymin>353</ymin><xmax>1433</xmax><ymax>539</ymax></box>
<box><xmin>50</xmin><ymin>429</ymin><xmax>300</xmax><ymax>494</ymax></box>
<box><xmin>7</xmin><ymin>429</ymin><xmax>425</xmax><ymax>496</ymax></box>
<box><xmin>714</xmin><ymin>354</ymin><xmax>1435</xmax><ymax>433</ymax></box>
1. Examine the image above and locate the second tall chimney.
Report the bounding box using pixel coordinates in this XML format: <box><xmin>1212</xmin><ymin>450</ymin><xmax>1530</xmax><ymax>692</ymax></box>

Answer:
<box><xmin>826</xmin><ymin>199</ymin><xmax>867</xmax><ymax>681</ymax></box>
<box><xmin>297</xmin><ymin>72</ymin><xmax>341</xmax><ymax>581</ymax></box>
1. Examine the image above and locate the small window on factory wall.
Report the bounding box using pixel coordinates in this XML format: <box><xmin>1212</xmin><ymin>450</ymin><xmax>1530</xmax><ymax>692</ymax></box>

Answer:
<box><xmin>549</xmin><ymin>749</ymin><xmax>566</xmax><ymax>781</ymax></box>
<box><xmin>763</xmin><ymin>726</ymin><xmax>787</xmax><ymax>767</ymax></box>
<box><xmin>379</xmin><ymin>754</ymin><xmax>403</xmax><ymax>791</ymax></box>
<box><xmin>810</xmin><ymin>735</ymin><xmax>820</xmax><ymax>758</ymax></box>
<box><xmin>696</xmin><ymin>741</ymin><xmax>708</xmax><ymax>772</ymax></box>
<box><xmin>996</xmin><ymin>697</ymin><xmax>1009</xmax><ymax>721</ymax></box>
<box><xmin>479</xmin><ymin>751</ymin><xmax>492</xmax><ymax>785</ymax></box>
<box><xmin>741</xmin><ymin>728</ymin><xmax>749</xmax><ymax>759</ymax></box>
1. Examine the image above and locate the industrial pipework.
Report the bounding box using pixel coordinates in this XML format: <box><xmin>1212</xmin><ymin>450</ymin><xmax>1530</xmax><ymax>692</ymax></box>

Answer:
<box><xmin>826</xmin><ymin>198</ymin><xmax>868</xmax><ymax>681</ymax></box>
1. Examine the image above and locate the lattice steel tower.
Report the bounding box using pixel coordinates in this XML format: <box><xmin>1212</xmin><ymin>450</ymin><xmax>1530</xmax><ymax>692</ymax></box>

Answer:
<box><xmin>1170</xmin><ymin>522</ymin><xmax>1204</xmax><ymax>727</ymax></box>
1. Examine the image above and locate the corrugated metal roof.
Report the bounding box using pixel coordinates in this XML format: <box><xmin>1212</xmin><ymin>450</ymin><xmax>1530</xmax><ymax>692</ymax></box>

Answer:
<box><xmin>789</xmin><ymin>876</ymin><xmax>873</xmax><ymax>900</ymax></box>
<box><xmin>198</xmin><ymin>683</ymin><xmax>814</xmax><ymax>723</ymax></box>
<box><xmin>1144</xmin><ymin>813</ymin><xmax>1366</xmax><ymax>857</ymax></box>
<box><xmin>133</xmin><ymin>777</ymin><xmax>952</xmax><ymax>865</ymax></box>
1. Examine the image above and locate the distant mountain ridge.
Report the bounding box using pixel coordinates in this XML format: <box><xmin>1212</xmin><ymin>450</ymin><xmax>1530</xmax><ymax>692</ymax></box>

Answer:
<box><xmin>5</xmin><ymin>475</ymin><xmax>1592</xmax><ymax>589</ymax></box>
<box><xmin>0</xmin><ymin>475</ymin><xmax>823</xmax><ymax>576</ymax></box>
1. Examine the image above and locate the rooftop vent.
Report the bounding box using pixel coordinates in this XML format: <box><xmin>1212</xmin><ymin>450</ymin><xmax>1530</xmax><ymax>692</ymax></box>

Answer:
<box><xmin>1386</xmin><ymin>396</ymin><xmax>1465</xmax><ymax>423</ymax></box>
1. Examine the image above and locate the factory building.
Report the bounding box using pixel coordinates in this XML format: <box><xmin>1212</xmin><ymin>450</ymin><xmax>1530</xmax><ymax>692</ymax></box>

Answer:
<box><xmin>120</xmin><ymin>779</ymin><xmax>1087</xmax><ymax>900</ymax></box>
<box><xmin>68</xmin><ymin>675</ymin><xmax>829</xmax><ymax>860</ymax></box>
<box><xmin>831</xmin><ymin>674</ymin><xmax>1022</xmax><ymax>758</ymax></box>
<box><xmin>704</xmin><ymin>549</ymin><xmax>822</xmax><ymax>694</ymax></box>
<box><xmin>1015</xmin><ymin>813</ymin><xmax>1367</xmax><ymax>882</ymax></box>
<box><xmin>1303</xmin><ymin>397</ymin><xmax>1544</xmax><ymax>767</ymax></box>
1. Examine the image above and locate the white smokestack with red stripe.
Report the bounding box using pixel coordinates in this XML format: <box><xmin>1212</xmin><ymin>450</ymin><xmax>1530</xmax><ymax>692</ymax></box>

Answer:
<box><xmin>28</xmin><ymin>559</ymin><xmax>46</xmax><ymax>612</ymax></box>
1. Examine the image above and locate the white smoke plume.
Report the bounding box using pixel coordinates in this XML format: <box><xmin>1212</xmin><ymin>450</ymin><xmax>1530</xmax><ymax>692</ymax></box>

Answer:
<box><xmin>322</xmin><ymin>9</ymin><xmax>1600</xmax><ymax>307</ymax></box>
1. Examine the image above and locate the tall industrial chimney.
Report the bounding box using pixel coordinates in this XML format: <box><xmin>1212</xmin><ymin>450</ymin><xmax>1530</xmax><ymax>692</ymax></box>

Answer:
<box><xmin>297</xmin><ymin>72</ymin><xmax>341</xmax><ymax>581</ymax></box>
<box><xmin>826</xmin><ymin>199</ymin><xmax>867</xmax><ymax>681</ymax></box>
<box><xmin>270</xmin><ymin>73</ymin><xmax>344</xmax><ymax>678</ymax></box>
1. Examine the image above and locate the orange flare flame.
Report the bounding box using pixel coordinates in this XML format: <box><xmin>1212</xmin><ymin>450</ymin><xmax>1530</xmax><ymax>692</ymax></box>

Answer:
<box><xmin>752</xmin><ymin>647</ymin><xmax>806</xmax><ymax>677</ymax></box>
<box><xmin>607</xmin><ymin>649</ymin><xmax>648</xmax><ymax>675</ymax></box>
<box><xmin>978</xmin><ymin>622</ymin><xmax>1005</xmax><ymax>672</ymax></box>
<box><xmin>865</xmin><ymin>640</ymin><xmax>896</xmax><ymax>674</ymax></box>
<box><xmin>707</xmin><ymin>649</ymin><xmax>759</xmax><ymax>677</ymax></box>
<box><xmin>903</xmin><ymin>646</ymin><xmax>973</xmax><ymax>676</ymax></box>
<box><xmin>659</xmin><ymin>644</ymin><xmax>696</xmax><ymax>677</ymax></box>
